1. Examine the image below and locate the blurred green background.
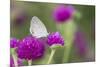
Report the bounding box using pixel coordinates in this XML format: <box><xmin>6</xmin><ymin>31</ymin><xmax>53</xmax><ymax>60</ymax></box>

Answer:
<box><xmin>10</xmin><ymin>0</ymin><xmax>95</xmax><ymax>65</ymax></box>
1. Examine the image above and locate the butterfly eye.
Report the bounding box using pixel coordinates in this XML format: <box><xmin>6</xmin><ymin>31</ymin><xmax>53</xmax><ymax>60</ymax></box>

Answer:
<box><xmin>32</xmin><ymin>31</ymin><xmax>34</xmax><ymax>34</ymax></box>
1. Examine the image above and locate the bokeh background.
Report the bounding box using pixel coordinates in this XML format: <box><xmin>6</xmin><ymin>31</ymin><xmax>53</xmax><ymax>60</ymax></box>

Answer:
<box><xmin>10</xmin><ymin>0</ymin><xmax>95</xmax><ymax>65</ymax></box>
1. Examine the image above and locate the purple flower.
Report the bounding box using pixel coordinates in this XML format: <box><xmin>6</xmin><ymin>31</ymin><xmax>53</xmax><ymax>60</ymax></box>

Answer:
<box><xmin>16</xmin><ymin>35</ymin><xmax>45</xmax><ymax>60</ymax></box>
<box><xmin>10</xmin><ymin>55</ymin><xmax>23</xmax><ymax>67</ymax></box>
<box><xmin>11</xmin><ymin>8</ymin><xmax>27</xmax><ymax>26</ymax></box>
<box><xmin>52</xmin><ymin>5</ymin><xmax>75</xmax><ymax>23</ymax></box>
<box><xmin>47</xmin><ymin>32</ymin><xmax>64</xmax><ymax>46</ymax></box>
<box><xmin>74</xmin><ymin>30</ymin><xmax>87</xmax><ymax>56</ymax></box>
<box><xmin>10</xmin><ymin>38</ymin><xmax>19</xmax><ymax>48</ymax></box>
<box><xmin>15</xmin><ymin>12</ymin><xmax>27</xmax><ymax>25</ymax></box>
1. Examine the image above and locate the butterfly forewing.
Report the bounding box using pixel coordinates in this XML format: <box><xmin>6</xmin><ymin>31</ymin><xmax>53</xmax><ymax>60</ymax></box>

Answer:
<box><xmin>30</xmin><ymin>16</ymin><xmax>48</xmax><ymax>38</ymax></box>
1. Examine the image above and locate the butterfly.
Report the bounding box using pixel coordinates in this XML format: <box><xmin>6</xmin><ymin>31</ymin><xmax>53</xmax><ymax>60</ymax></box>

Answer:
<box><xmin>30</xmin><ymin>16</ymin><xmax>49</xmax><ymax>38</ymax></box>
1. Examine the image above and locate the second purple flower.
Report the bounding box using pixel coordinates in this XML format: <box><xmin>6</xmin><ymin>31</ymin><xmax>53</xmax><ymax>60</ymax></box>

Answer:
<box><xmin>47</xmin><ymin>32</ymin><xmax>64</xmax><ymax>46</ymax></box>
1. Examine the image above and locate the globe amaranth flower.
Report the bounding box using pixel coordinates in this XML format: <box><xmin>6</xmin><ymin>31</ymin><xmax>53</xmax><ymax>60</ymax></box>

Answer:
<box><xmin>16</xmin><ymin>14</ymin><xmax>26</xmax><ymax>23</ymax></box>
<box><xmin>10</xmin><ymin>55</ymin><xmax>23</xmax><ymax>67</ymax></box>
<box><xmin>47</xmin><ymin>32</ymin><xmax>64</xmax><ymax>46</ymax></box>
<box><xmin>11</xmin><ymin>6</ymin><xmax>27</xmax><ymax>26</ymax></box>
<box><xmin>74</xmin><ymin>30</ymin><xmax>87</xmax><ymax>56</ymax></box>
<box><xmin>10</xmin><ymin>38</ymin><xmax>19</xmax><ymax>48</ymax></box>
<box><xmin>52</xmin><ymin>5</ymin><xmax>75</xmax><ymax>23</ymax></box>
<box><xmin>16</xmin><ymin>35</ymin><xmax>45</xmax><ymax>60</ymax></box>
<box><xmin>15</xmin><ymin>12</ymin><xmax>27</xmax><ymax>25</ymax></box>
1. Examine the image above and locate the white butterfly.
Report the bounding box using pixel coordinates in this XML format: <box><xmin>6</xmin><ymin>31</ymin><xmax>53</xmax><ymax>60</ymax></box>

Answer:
<box><xmin>30</xmin><ymin>16</ymin><xmax>48</xmax><ymax>38</ymax></box>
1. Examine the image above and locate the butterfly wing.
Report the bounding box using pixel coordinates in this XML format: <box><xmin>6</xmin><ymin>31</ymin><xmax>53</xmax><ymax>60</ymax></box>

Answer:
<box><xmin>30</xmin><ymin>16</ymin><xmax>48</xmax><ymax>38</ymax></box>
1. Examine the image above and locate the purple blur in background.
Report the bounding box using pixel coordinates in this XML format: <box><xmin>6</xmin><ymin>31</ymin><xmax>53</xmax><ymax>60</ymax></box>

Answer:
<box><xmin>52</xmin><ymin>5</ymin><xmax>75</xmax><ymax>23</ymax></box>
<box><xmin>15</xmin><ymin>13</ymin><xmax>27</xmax><ymax>24</ymax></box>
<box><xmin>74</xmin><ymin>30</ymin><xmax>87</xmax><ymax>56</ymax></box>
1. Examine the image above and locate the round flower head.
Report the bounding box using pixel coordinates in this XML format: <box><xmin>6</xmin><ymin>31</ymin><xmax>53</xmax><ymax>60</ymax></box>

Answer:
<box><xmin>47</xmin><ymin>32</ymin><xmax>64</xmax><ymax>46</ymax></box>
<box><xmin>16</xmin><ymin>35</ymin><xmax>45</xmax><ymax>60</ymax></box>
<box><xmin>52</xmin><ymin>5</ymin><xmax>75</xmax><ymax>23</ymax></box>
<box><xmin>10</xmin><ymin>38</ymin><xmax>19</xmax><ymax>48</ymax></box>
<box><xmin>11</xmin><ymin>7</ymin><xmax>27</xmax><ymax>26</ymax></box>
<box><xmin>15</xmin><ymin>12</ymin><xmax>27</xmax><ymax>25</ymax></box>
<box><xmin>16</xmin><ymin>14</ymin><xmax>26</xmax><ymax>23</ymax></box>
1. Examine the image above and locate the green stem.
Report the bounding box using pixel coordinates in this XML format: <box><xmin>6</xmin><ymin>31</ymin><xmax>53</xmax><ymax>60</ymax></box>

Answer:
<box><xmin>57</xmin><ymin>21</ymin><xmax>76</xmax><ymax>63</ymax></box>
<box><xmin>28</xmin><ymin>60</ymin><xmax>32</xmax><ymax>66</ymax></box>
<box><xmin>12</xmin><ymin>54</ymin><xmax>18</xmax><ymax>67</ymax></box>
<box><xmin>62</xmin><ymin>43</ymin><xmax>73</xmax><ymax>63</ymax></box>
<box><xmin>47</xmin><ymin>49</ymin><xmax>56</xmax><ymax>64</ymax></box>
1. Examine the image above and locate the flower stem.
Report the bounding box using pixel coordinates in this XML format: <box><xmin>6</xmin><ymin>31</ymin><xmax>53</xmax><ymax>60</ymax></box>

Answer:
<box><xmin>12</xmin><ymin>54</ymin><xmax>18</xmax><ymax>67</ymax></box>
<box><xmin>47</xmin><ymin>49</ymin><xmax>56</xmax><ymax>64</ymax></box>
<box><xmin>28</xmin><ymin>60</ymin><xmax>32</xmax><ymax>66</ymax></box>
<box><xmin>62</xmin><ymin>43</ymin><xmax>73</xmax><ymax>63</ymax></box>
<box><xmin>57</xmin><ymin>21</ymin><xmax>76</xmax><ymax>63</ymax></box>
